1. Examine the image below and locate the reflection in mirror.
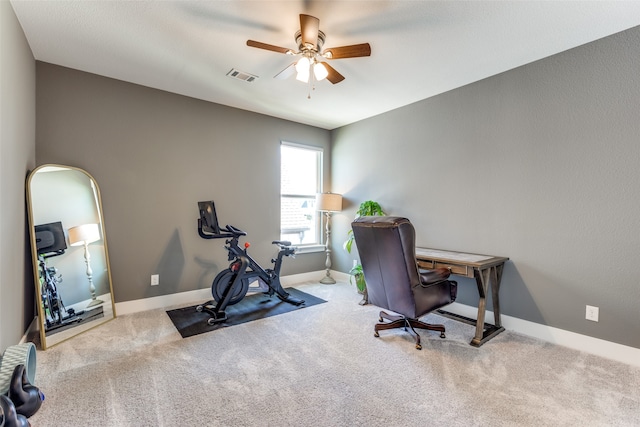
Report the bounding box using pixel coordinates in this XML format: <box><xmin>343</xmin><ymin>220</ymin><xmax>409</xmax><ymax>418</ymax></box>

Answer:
<box><xmin>27</xmin><ymin>164</ymin><xmax>116</xmax><ymax>349</ymax></box>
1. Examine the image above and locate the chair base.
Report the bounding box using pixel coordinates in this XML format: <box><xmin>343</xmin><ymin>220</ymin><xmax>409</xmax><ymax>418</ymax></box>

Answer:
<box><xmin>374</xmin><ymin>311</ymin><xmax>446</xmax><ymax>350</ymax></box>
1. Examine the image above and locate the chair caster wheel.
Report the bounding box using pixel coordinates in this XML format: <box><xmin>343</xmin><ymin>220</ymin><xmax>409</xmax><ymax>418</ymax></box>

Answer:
<box><xmin>207</xmin><ymin>318</ymin><xmax>216</xmax><ymax>326</ymax></box>
<box><xmin>440</xmin><ymin>332</ymin><xmax>446</xmax><ymax>339</ymax></box>
<box><xmin>415</xmin><ymin>344</ymin><xmax>422</xmax><ymax>350</ymax></box>
<box><xmin>379</xmin><ymin>317</ymin><xmax>383</xmax><ymax>322</ymax></box>
<box><xmin>196</xmin><ymin>305</ymin><xmax>203</xmax><ymax>312</ymax></box>
<box><xmin>374</xmin><ymin>331</ymin><xmax>379</xmax><ymax>338</ymax></box>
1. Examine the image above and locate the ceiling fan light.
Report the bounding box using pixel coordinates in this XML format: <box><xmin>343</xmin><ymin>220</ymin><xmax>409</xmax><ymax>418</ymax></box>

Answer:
<box><xmin>295</xmin><ymin>56</ymin><xmax>310</xmax><ymax>73</ymax></box>
<box><xmin>296</xmin><ymin>69</ymin><xmax>310</xmax><ymax>83</ymax></box>
<box><xmin>314</xmin><ymin>62</ymin><xmax>328</xmax><ymax>81</ymax></box>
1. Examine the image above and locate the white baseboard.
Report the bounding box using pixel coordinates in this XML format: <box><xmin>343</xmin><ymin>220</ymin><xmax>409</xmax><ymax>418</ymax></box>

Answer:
<box><xmin>446</xmin><ymin>302</ymin><xmax>640</xmax><ymax>368</ymax></box>
<box><xmin>113</xmin><ymin>271</ymin><xmax>639</xmax><ymax>367</ymax></box>
<box><xmin>114</xmin><ymin>271</ymin><xmax>328</xmax><ymax>316</ymax></box>
<box><xmin>115</xmin><ymin>288</ymin><xmax>210</xmax><ymax>316</ymax></box>
<box><xmin>322</xmin><ymin>270</ymin><xmax>351</xmax><ymax>283</ymax></box>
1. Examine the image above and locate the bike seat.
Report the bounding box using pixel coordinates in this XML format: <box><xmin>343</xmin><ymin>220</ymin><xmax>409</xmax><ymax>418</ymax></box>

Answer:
<box><xmin>272</xmin><ymin>240</ymin><xmax>291</xmax><ymax>247</ymax></box>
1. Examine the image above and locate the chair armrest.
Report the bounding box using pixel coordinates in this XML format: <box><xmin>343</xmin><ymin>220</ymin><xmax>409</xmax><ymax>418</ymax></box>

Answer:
<box><xmin>419</xmin><ymin>267</ymin><xmax>451</xmax><ymax>285</ymax></box>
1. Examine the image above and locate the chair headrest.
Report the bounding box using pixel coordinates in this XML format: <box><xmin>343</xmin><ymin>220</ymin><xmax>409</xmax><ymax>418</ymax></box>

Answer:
<box><xmin>352</xmin><ymin>216</ymin><xmax>411</xmax><ymax>228</ymax></box>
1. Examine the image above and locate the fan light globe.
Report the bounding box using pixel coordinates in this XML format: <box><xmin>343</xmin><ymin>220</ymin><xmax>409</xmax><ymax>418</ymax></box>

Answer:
<box><xmin>295</xmin><ymin>56</ymin><xmax>311</xmax><ymax>82</ymax></box>
<box><xmin>296</xmin><ymin>69</ymin><xmax>310</xmax><ymax>83</ymax></box>
<box><xmin>314</xmin><ymin>62</ymin><xmax>328</xmax><ymax>81</ymax></box>
<box><xmin>295</xmin><ymin>56</ymin><xmax>310</xmax><ymax>73</ymax></box>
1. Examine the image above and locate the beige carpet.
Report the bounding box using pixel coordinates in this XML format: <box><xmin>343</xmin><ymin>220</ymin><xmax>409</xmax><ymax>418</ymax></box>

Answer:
<box><xmin>28</xmin><ymin>280</ymin><xmax>640</xmax><ymax>426</ymax></box>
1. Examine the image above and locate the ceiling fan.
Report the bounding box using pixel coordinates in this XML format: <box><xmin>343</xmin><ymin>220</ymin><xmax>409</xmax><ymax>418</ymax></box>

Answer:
<box><xmin>247</xmin><ymin>14</ymin><xmax>371</xmax><ymax>85</ymax></box>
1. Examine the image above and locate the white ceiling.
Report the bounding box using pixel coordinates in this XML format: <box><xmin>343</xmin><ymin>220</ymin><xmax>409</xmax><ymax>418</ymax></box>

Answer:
<box><xmin>10</xmin><ymin>1</ymin><xmax>640</xmax><ymax>130</ymax></box>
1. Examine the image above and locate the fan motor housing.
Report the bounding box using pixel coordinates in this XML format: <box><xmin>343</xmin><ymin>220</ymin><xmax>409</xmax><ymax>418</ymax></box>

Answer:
<box><xmin>294</xmin><ymin>30</ymin><xmax>325</xmax><ymax>53</ymax></box>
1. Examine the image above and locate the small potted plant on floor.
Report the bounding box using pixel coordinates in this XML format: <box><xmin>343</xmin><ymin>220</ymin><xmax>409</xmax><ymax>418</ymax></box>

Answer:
<box><xmin>344</xmin><ymin>200</ymin><xmax>386</xmax><ymax>304</ymax></box>
<box><xmin>349</xmin><ymin>263</ymin><xmax>366</xmax><ymax>294</ymax></box>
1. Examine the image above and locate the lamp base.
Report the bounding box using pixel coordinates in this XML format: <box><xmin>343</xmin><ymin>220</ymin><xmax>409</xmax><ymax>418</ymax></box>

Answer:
<box><xmin>87</xmin><ymin>298</ymin><xmax>104</xmax><ymax>308</ymax></box>
<box><xmin>320</xmin><ymin>275</ymin><xmax>336</xmax><ymax>285</ymax></box>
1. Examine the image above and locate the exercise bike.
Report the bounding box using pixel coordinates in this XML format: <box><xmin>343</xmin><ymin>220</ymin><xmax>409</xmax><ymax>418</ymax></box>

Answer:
<box><xmin>39</xmin><ymin>254</ymin><xmax>67</xmax><ymax>328</ymax></box>
<box><xmin>34</xmin><ymin>222</ymin><xmax>83</xmax><ymax>332</ymax></box>
<box><xmin>196</xmin><ymin>201</ymin><xmax>305</xmax><ymax>325</ymax></box>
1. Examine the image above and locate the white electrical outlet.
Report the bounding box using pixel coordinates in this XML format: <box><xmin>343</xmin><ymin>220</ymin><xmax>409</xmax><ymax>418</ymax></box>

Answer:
<box><xmin>585</xmin><ymin>305</ymin><xmax>599</xmax><ymax>322</ymax></box>
<box><xmin>151</xmin><ymin>274</ymin><xmax>159</xmax><ymax>286</ymax></box>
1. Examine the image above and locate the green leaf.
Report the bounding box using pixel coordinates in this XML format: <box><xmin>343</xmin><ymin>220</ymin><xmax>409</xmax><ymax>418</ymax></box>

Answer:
<box><xmin>356</xmin><ymin>200</ymin><xmax>386</xmax><ymax>217</ymax></box>
<box><xmin>349</xmin><ymin>263</ymin><xmax>363</xmax><ymax>275</ymax></box>
<box><xmin>344</xmin><ymin>237</ymin><xmax>353</xmax><ymax>253</ymax></box>
<box><xmin>344</xmin><ymin>200</ymin><xmax>385</xmax><ymax>254</ymax></box>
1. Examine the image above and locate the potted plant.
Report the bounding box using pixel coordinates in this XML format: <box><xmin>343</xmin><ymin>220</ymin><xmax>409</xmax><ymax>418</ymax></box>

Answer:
<box><xmin>349</xmin><ymin>263</ymin><xmax>366</xmax><ymax>294</ymax></box>
<box><xmin>344</xmin><ymin>200</ymin><xmax>386</xmax><ymax>254</ymax></box>
<box><xmin>344</xmin><ymin>200</ymin><xmax>386</xmax><ymax>303</ymax></box>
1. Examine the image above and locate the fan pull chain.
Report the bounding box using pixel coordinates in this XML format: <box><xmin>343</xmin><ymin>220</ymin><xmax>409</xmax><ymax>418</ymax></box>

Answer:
<box><xmin>307</xmin><ymin>73</ymin><xmax>317</xmax><ymax>99</ymax></box>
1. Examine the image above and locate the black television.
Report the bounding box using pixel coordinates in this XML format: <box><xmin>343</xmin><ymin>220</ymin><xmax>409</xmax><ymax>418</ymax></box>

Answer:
<box><xmin>34</xmin><ymin>221</ymin><xmax>67</xmax><ymax>256</ymax></box>
<box><xmin>198</xmin><ymin>201</ymin><xmax>221</xmax><ymax>235</ymax></box>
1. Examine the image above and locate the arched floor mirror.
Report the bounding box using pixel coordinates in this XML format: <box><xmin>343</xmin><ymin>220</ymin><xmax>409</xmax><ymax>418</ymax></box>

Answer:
<box><xmin>26</xmin><ymin>164</ymin><xmax>116</xmax><ymax>349</ymax></box>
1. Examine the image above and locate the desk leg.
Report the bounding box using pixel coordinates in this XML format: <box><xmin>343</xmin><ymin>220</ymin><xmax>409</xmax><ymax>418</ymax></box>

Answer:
<box><xmin>472</xmin><ymin>268</ymin><xmax>489</xmax><ymax>346</ymax></box>
<box><xmin>469</xmin><ymin>266</ymin><xmax>505</xmax><ymax>347</ymax></box>
<box><xmin>491</xmin><ymin>264</ymin><xmax>504</xmax><ymax>327</ymax></box>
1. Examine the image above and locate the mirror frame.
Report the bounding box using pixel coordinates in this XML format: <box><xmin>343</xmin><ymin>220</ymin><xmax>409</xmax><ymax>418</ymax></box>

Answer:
<box><xmin>26</xmin><ymin>164</ymin><xmax>116</xmax><ymax>349</ymax></box>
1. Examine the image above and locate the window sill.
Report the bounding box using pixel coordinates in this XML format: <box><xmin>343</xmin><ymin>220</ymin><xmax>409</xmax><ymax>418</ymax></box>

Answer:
<box><xmin>293</xmin><ymin>244</ymin><xmax>326</xmax><ymax>254</ymax></box>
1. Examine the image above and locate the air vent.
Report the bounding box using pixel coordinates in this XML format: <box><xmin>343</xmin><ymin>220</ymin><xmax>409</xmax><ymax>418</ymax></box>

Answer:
<box><xmin>226</xmin><ymin>68</ymin><xmax>258</xmax><ymax>82</ymax></box>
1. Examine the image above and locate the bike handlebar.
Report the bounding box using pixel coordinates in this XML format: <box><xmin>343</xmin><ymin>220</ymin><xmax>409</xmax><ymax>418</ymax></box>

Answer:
<box><xmin>225</xmin><ymin>224</ymin><xmax>247</xmax><ymax>236</ymax></box>
<box><xmin>198</xmin><ymin>219</ymin><xmax>293</xmax><ymax>254</ymax></box>
<box><xmin>198</xmin><ymin>220</ymin><xmax>247</xmax><ymax>239</ymax></box>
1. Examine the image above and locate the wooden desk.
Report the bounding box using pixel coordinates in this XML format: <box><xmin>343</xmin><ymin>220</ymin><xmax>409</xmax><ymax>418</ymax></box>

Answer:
<box><xmin>415</xmin><ymin>248</ymin><xmax>509</xmax><ymax>347</ymax></box>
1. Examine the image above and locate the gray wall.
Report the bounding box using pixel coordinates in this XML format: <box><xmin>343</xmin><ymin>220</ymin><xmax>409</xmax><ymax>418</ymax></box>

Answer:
<box><xmin>0</xmin><ymin>0</ymin><xmax>36</xmax><ymax>352</ymax></box>
<box><xmin>332</xmin><ymin>26</ymin><xmax>640</xmax><ymax>349</ymax></box>
<box><xmin>36</xmin><ymin>63</ymin><xmax>330</xmax><ymax>303</ymax></box>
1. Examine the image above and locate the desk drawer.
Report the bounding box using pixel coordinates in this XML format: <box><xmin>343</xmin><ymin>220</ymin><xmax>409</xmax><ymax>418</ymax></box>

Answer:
<box><xmin>417</xmin><ymin>260</ymin><xmax>435</xmax><ymax>269</ymax></box>
<box><xmin>418</xmin><ymin>260</ymin><xmax>471</xmax><ymax>278</ymax></box>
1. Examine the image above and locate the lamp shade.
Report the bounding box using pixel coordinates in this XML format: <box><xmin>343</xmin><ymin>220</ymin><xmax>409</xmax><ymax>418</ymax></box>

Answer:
<box><xmin>68</xmin><ymin>223</ymin><xmax>101</xmax><ymax>246</ymax></box>
<box><xmin>316</xmin><ymin>193</ymin><xmax>342</xmax><ymax>212</ymax></box>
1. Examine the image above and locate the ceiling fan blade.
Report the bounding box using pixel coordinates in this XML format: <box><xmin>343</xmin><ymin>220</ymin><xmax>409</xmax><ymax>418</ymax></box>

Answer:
<box><xmin>323</xmin><ymin>62</ymin><xmax>345</xmax><ymax>84</ymax></box>
<box><xmin>300</xmin><ymin>14</ymin><xmax>320</xmax><ymax>50</ymax></box>
<box><xmin>274</xmin><ymin>62</ymin><xmax>296</xmax><ymax>80</ymax></box>
<box><xmin>323</xmin><ymin>43</ymin><xmax>371</xmax><ymax>59</ymax></box>
<box><xmin>246</xmin><ymin>40</ymin><xmax>293</xmax><ymax>55</ymax></box>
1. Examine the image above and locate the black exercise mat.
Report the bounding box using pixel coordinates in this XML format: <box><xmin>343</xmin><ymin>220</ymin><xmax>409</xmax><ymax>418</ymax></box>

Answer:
<box><xmin>166</xmin><ymin>288</ymin><xmax>326</xmax><ymax>338</ymax></box>
<box><xmin>45</xmin><ymin>305</ymin><xmax>105</xmax><ymax>336</ymax></box>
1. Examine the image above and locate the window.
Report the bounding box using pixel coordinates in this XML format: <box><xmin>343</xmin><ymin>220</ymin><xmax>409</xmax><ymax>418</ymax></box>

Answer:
<box><xmin>280</xmin><ymin>142</ymin><xmax>322</xmax><ymax>246</ymax></box>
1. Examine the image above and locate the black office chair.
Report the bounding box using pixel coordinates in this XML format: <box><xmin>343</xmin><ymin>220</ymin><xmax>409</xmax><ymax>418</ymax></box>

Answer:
<box><xmin>351</xmin><ymin>216</ymin><xmax>457</xmax><ymax>349</ymax></box>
